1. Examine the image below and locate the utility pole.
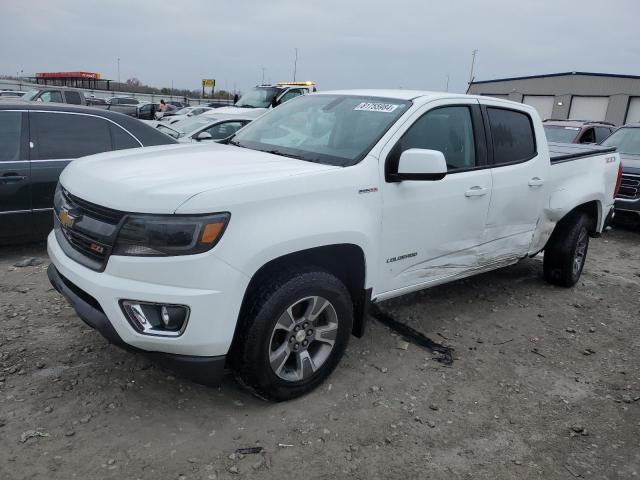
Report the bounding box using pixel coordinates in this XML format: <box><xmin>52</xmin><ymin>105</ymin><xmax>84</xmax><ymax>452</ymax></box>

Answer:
<box><xmin>117</xmin><ymin>57</ymin><xmax>120</xmax><ymax>85</ymax></box>
<box><xmin>445</xmin><ymin>74</ymin><xmax>450</xmax><ymax>92</ymax></box>
<box><xmin>293</xmin><ymin>48</ymin><xmax>298</xmax><ymax>82</ymax></box>
<box><xmin>261</xmin><ymin>67</ymin><xmax>266</xmax><ymax>85</ymax></box>
<box><xmin>468</xmin><ymin>49</ymin><xmax>478</xmax><ymax>86</ymax></box>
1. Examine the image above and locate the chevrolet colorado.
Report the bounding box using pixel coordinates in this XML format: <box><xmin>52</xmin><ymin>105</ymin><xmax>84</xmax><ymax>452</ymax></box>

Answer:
<box><xmin>47</xmin><ymin>90</ymin><xmax>622</xmax><ymax>401</ymax></box>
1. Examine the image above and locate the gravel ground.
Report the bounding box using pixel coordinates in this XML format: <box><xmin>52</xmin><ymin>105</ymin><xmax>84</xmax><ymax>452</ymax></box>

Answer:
<box><xmin>1</xmin><ymin>227</ymin><xmax>639</xmax><ymax>480</ymax></box>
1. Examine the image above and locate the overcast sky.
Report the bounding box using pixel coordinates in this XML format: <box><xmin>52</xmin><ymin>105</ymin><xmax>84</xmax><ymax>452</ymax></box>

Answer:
<box><xmin>3</xmin><ymin>0</ymin><xmax>639</xmax><ymax>94</ymax></box>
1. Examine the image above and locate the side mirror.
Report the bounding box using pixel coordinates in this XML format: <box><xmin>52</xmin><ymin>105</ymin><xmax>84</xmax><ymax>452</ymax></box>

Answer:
<box><xmin>195</xmin><ymin>131</ymin><xmax>213</xmax><ymax>141</ymax></box>
<box><xmin>390</xmin><ymin>149</ymin><xmax>447</xmax><ymax>182</ymax></box>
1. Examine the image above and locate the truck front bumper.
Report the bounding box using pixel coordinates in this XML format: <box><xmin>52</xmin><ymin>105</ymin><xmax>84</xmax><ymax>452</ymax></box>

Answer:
<box><xmin>47</xmin><ymin>231</ymin><xmax>250</xmax><ymax>385</ymax></box>
<box><xmin>48</xmin><ymin>264</ymin><xmax>225</xmax><ymax>385</ymax></box>
<box><xmin>615</xmin><ymin>197</ymin><xmax>640</xmax><ymax>217</ymax></box>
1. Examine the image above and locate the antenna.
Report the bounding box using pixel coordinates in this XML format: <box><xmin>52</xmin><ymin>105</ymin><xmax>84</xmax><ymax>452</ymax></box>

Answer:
<box><xmin>468</xmin><ymin>49</ymin><xmax>478</xmax><ymax>86</ymax></box>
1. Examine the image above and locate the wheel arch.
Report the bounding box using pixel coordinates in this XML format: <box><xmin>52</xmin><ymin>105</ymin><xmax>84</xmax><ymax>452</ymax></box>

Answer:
<box><xmin>564</xmin><ymin>200</ymin><xmax>601</xmax><ymax>236</ymax></box>
<box><xmin>233</xmin><ymin>244</ymin><xmax>370</xmax><ymax>351</ymax></box>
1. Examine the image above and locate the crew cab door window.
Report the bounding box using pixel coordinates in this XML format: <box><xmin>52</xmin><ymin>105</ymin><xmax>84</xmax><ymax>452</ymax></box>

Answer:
<box><xmin>486</xmin><ymin>107</ymin><xmax>536</xmax><ymax>165</ymax></box>
<box><xmin>387</xmin><ymin>106</ymin><xmax>477</xmax><ymax>175</ymax></box>
<box><xmin>39</xmin><ymin>91</ymin><xmax>63</xmax><ymax>103</ymax></box>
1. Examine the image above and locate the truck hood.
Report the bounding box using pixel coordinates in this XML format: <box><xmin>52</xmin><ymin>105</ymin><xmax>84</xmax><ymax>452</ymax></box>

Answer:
<box><xmin>60</xmin><ymin>143</ymin><xmax>338</xmax><ymax>213</ymax></box>
<box><xmin>620</xmin><ymin>153</ymin><xmax>640</xmax><ymax>174</ymax></box>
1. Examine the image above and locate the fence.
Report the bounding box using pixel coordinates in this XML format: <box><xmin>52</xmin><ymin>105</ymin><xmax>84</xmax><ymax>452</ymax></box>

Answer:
<box><xmin>0</xmin><ymin>79</ymin><xmax>233</xmax><ymax>106</ymax></box>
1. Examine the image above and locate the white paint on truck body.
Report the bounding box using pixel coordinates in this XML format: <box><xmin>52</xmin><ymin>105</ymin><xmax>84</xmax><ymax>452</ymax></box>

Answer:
<box><xmin>49</xmin><ymin>90</ymin><xmax>620</xmax><ymax>357</ymax></box>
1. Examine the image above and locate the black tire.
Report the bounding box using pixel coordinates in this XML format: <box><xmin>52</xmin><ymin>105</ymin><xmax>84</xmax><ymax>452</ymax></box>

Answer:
<box><xmin>543</xmin><ymin>212</ymin><xmax>591</xmax><ymax>287</ymax></box>
<box><xmin>232</xmin><ymin>268</ymin><xmax>353</xmax><ymax>401</ymax></box>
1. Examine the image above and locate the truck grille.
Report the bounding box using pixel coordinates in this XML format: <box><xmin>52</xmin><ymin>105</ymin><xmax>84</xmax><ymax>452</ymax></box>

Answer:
<box><xmin>56</xmin><ymin>189</ymin><xmax>124</xmax><ymax>271</ymax></box>
<box><xmin>62</xmin><ymin>189</ymin><xmax>124</xmax><ymax>224</ymax></box>
<box><xmin>60</xmin><ymin>226</ymin><xmax>110</xmax><ymax>264</ymax></box>
<box><xmin>617</xmin><ymin>174</ymin><xmax>640</xmax><ymax>200</ymax></box>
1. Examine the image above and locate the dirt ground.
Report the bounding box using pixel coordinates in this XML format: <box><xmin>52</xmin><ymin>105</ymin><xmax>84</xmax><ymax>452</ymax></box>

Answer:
<box><xmin>1</xmin><ymin>227</ymin><xmax>638</xmax><ymax>480</ymax></box>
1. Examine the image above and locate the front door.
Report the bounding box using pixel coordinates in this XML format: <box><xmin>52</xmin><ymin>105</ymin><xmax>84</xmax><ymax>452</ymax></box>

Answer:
<box><xmin>377</xmin><ymin>100</ymin><xmax>492</xmax><ymax>297</ymax></box>
<box><xmin>0</xmin><ymin>110</ymin><xmax>31</xmax><ymax>243</ymax></box>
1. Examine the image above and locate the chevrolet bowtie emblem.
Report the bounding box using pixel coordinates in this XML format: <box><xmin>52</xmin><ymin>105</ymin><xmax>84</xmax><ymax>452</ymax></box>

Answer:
<box><xmin>59</xmin><ymin>207</ymin><xmax>77</xmax><ymax>228</ymax></box>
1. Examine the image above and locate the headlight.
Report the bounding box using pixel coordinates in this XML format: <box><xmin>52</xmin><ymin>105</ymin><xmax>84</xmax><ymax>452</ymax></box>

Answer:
<box><xmin>113</xmin><ymin>213</ymin><xmax>230</xmax><ymax>256</ymax></box>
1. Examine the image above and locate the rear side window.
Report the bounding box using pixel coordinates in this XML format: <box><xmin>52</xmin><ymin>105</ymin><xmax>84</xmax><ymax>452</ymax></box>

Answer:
<box><xmin>64</xmin><ymin>91</ymin><xmax>83</xmax><ymax>105</ymax></box>
<box><xmin>31</xmin><ymin>112</ymin><xmax>113</xmax><ymax>159</ymax></box>
<box><xmin>594</xmin><ymin>127</ymin><xmax>612</xmax><ymax>143</ymax></box>
<box><xmin>0</xmin><ymin>111</ymin><xmax>22</xmax><ymax>161</ymax></box>
<box><xmin>111</xmin><ymin>125</ymin><xmax>140</xmax><ymax>150</ymax></box>
<box><xmin>487</xmin><ymin>107</ymin><xmax>536</xmax><ymax>165</ymax></box>
<box><xmin>580</xmin><ymin>128</ymin><xmax>596</xmax><ymax>144</ymax></box>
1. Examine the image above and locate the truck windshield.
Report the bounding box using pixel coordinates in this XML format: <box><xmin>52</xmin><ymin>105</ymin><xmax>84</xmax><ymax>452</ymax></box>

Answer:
<box><xmin>544</xmin><ymin>125</ymin><xmax>579</xmax><ymax>143</ymax></box>
<box><xmin>231</xmin><ymin>94</ymin><xmax>411</xmax><ymax>166</ymax></box>
<box><xmin>601</xmin><ymin>127</ymin><xmax>640</xmax><ymax>155</ymax></box>
<box><xmin>22</xmin><ymin>89</ymin><xmax>41</xmax><ymax>101</ymax></box>
<box><xmin>235</xmin><ymin>87</ymin><xmax>281</xmax><ymax>108</ymax></box>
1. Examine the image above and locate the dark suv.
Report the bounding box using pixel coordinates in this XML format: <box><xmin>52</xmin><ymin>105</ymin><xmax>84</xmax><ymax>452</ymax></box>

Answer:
<box><xmin>601</xmin><ymin>123</ymin><xmax>640</xmax><ymax>223</ymax></box>
<box><xmin>0</xmin><ymin>103</ymin><xmax>177</xmax><ymax>244</ymax></box>
<box><xmin>543</xmin><ymin>119</ymin><xmax>615</xmax><ymax>144</ymax></box>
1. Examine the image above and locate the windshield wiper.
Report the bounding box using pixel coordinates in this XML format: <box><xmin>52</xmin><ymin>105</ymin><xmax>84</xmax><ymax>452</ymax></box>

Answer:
<box><xmin>235</xmin><ymin>104</ymin><xmax>255</xmax><ymax>109</ymax></box>
<box><xmin>227</xmin><ymin>138</ymin><xmax>245</xmax><ymax>148</ymax></box>
<box><xmin>262</xmin><ymin>149</ymin><xmax>306</xmax><ymax>160</ymax></box>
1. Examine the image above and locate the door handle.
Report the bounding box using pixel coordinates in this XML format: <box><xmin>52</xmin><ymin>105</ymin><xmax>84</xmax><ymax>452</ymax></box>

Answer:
<box><xmin>528</xmin><ymin>177</ymin><xmax>544</xmax><ymax>187</ymax></box>
<box><xmin>1</xmin><ymin>174</ymin><xmax>27</xmax><ymax>184</ymax></box>
<box><xmin>464</xmin><ymin>186</ymin><xmax>488</xmax><ymax>197</ymax></box>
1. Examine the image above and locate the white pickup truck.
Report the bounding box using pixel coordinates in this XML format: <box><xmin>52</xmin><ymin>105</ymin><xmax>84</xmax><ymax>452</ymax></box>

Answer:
<box><xmin>47</xmin><ymin>90</ymin><xmax>622</xmax><ymax>401</ymax></box>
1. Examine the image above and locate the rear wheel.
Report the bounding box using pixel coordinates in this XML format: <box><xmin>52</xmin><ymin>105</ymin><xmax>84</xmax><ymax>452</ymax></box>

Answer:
<box><xmin>543</xmin><ymin>212</ymin><xmax>591</xmax><ymax>287</ymax></box>
<box><xmin>233</xmin><ymin>269</ymin><xmax>353</xmax><ymax>401</ymax></box>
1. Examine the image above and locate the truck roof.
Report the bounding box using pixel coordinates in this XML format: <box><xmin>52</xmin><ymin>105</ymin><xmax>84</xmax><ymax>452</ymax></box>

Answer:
<box><xmin>317</xmin><ymin>89</ymin><xmax>509</xmax><ymax>103</ymax></box>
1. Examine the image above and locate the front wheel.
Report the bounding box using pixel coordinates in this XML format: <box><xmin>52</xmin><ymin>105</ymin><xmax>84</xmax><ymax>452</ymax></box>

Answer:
<box><xmin>233</xmin><ymin>269</ymin><xmax>353</xmax><ymax>401</ymax></box>
<box><xmin>543</xmin><ymin>212</ymin><xmax>591</xmax><ymax>287</ymax></box>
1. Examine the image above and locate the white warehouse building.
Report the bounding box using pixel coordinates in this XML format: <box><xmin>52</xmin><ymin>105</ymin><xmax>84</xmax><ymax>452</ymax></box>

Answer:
<box><xmin>467</xmin><ymin>72</ymin><xmax>640</xmax><ymax>126</ymax></box>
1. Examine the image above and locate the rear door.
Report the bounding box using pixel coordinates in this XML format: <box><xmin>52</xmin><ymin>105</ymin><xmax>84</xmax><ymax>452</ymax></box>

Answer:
<box><xmin>0</xmin><ymin>110</ymin><xmax>31</xmax><ymax>242</ymax></box>
<box><xmin>478</xmin><ymin>101</ymin><xmax>547</xmax><ymax>264</ymax></box>
<box><xmin>29</xmin><ymin>111</ymin><xmax>114</xmax><ymax>236</ymax></box>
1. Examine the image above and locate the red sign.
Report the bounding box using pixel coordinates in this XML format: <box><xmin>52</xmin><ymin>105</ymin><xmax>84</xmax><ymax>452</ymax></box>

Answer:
<box><xmin>36</xmin><ymin>71</ymin><xmax>101</xmax><ymax>80</ymax></box>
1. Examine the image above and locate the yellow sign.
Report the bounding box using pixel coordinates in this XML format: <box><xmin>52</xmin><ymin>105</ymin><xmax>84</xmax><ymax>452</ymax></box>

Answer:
<box><xmin>202</xmin><ymin>79</ymin><xmax>215</xmax><ymax>87</ymax></box>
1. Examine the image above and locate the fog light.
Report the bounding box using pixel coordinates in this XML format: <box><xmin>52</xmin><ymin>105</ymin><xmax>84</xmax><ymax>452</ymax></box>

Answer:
<box><xmin>120</xmin><ymin>301</ymin><xmax>189</xmax><ymax>337</ymax></box>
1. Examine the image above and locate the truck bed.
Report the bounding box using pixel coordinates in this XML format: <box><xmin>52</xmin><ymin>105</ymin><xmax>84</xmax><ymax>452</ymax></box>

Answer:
<box><xmin>549</xmin><ymin>142</ymin><xmax>617</xmax><ymax>163</ymax></box>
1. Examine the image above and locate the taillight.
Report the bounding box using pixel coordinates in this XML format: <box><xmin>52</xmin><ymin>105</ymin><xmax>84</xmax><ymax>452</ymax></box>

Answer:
<box><xmin>614</xmin><ymin>163</ymin><xmax>623</xmax><ymax>197</ymax></box>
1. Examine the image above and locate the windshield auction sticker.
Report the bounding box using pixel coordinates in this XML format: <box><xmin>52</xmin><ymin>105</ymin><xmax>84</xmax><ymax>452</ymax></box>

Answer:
<box><xmin>354</xmin><ymin>102</ymin><xmax>399</xmax><ymax>113</ymax></box>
